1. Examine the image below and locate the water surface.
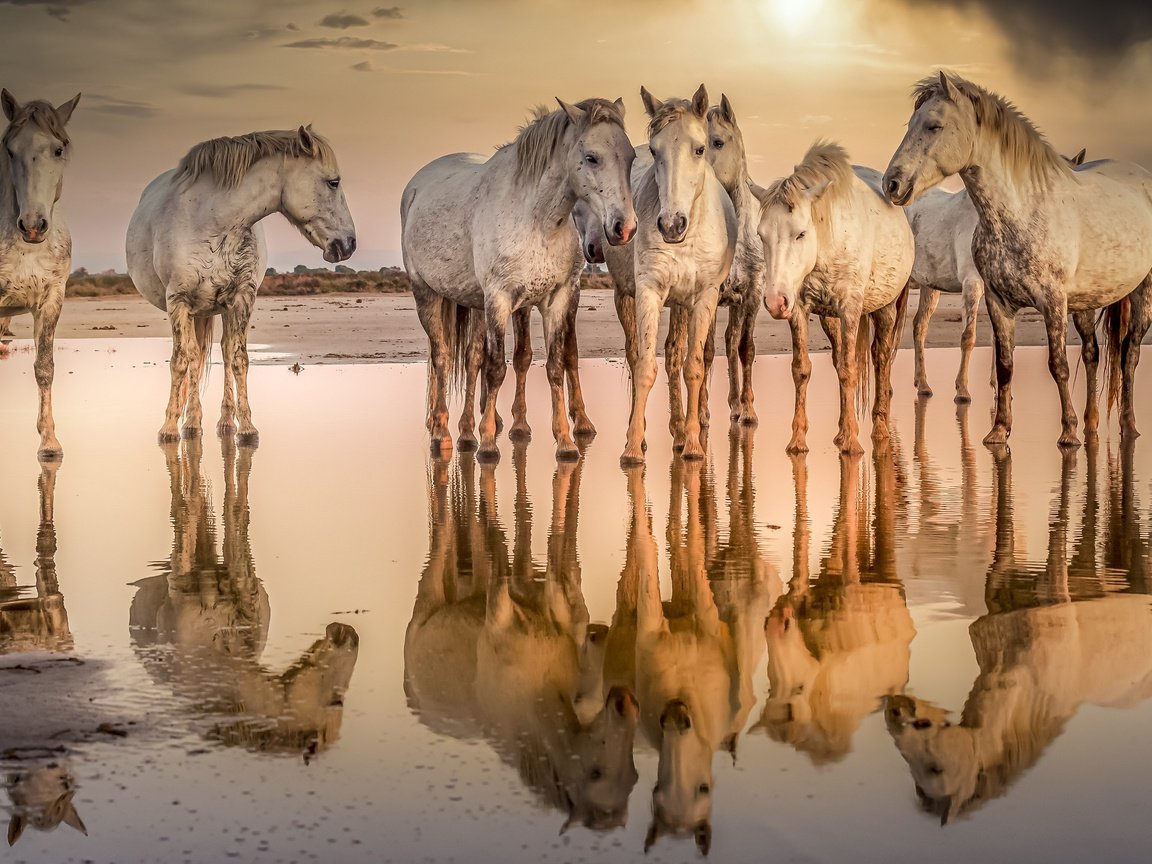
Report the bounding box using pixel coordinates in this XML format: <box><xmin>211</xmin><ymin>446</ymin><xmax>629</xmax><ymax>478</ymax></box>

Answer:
<box><xmin>1</xmin><ymin>340</ymin><xmax>1150</xmax><ymax>863</ymax></box>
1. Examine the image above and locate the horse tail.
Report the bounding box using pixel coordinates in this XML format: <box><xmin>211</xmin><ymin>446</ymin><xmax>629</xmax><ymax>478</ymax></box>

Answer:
<box><xmin>195</xmin><ymin>314</ymin><xmax>215</xmax><ymax>395</ymax></box>
<box><xmin>855</xmin><ymin>312</ymin><xmax>872</xmax><ymax>418</ymax></box>
<box><xmin>443</xmin><ymin>298</ymin><xmax>473</xmax><ymax>395</ymax></box>
<box><xmin>1100</xmin><ymin>296</ymin><xmax>1130</xmax><ymax>417</ymax></box>
<box><xmin>893</xmin><ymin>279</ymin><xmax>912</xmax><ymax>354</ymax></box>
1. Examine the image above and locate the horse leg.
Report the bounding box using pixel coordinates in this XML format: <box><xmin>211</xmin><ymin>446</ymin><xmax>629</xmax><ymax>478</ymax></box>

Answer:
<box><xmin>540</xmin><ymin>292</ymin><xmax>579</xmax><ymax>461</ymax></box>
<box><xmin>956</xmin><ymin>275</ymin><xmax>984</xmax><ymax>403</ymax></box>
<box><xmin>30</xmin><ymin>295</ymin><xmax>62</xmax><ymax>460</ymax></box>
<box><xmin>700</xmin><ymin>310</ymin><xmax>715</xmax><ymax>430</ymax></box>
<box><xmin>724</xmin><ymin>306</ymin><xmax>741</xmax><ymax>421</ymax></box>
<box><xmin>458</xmin><ymin>309</ymin><xmax>484</xmax><ymax>451</ymax></box>
<box><xmin>160</xmin><ymin>301</ymin><xmax>197</xmax><ymax>444</ymax></box>
<box><xmin>622</xmin><ymin>283</ymin><xmax>665</xmax><ymax>466</ymax></box>
<box><xmin>680</xmin><ymin>295</ymin><xmax>715</xmax><ymax>461</ymax></box>
<box><xmin>509</xmin><ymin>307</ymin><xmax>532</xmax><ymax>442</ymax></box>
<box><xmin>1120</xmin><ymin>274</ymin><xmax>1152</xmax><ymax>440</ymax></box>
<box><xmin>478</xmin><ymin>295</ymin><xmax>512</xmax><ymax>462</ymax></box>
<box><xmin>913</xmin><ymin>283</ymin><xmax>938</xmax><ymax>397</ymax></box>
<box><xmin>820</xmin><ymin>315</ymin><xmax>842</xmax><ymax>364</ymax></box>
<box><xmin>983</xmin><ymin>292</ymin><xmax>1017</xmax><ymax>447</ymax></box>
<box><xmin>666</xmin><ymin>305</ymin><xmax>687</xmax><ymax>449</ymax></box>
<box><xmin>222</xmin><ymin>296</ymin><xmax>258</xmax><ymax>446</ymax></box>
<box><xmin>870</xmin><ymin>304</ymin><xmax>899</xmax><ymax>442</ymax></box>
<box><xmin>414</xmin><ymin>289</ymin><xmax>454</xmax><ymax>454</ymax></box>
<box><xmin>563</xmin><ymin>283</ymin><xmax>596</xmax><ymax>438</ymax></box>
<box><xmin>1040</xmin><ymin>295</ymin><xmax>1079</xmax><ymax>448</ymax></box>
<box><xmin>786</xmin><ymin>312</ymin><xmax>812</xmax><ymax>454</ymax></box>
<box><xmin>217</xmin><ymin>316</ymin><xmax>237</xmax><ymax>438</ymax></box>
<box><xmin>737</xmin><ymin>300</ymin><xmax>759</xmax><ymax>427</ymax></box>
<box><xmin>834</xmin><ymin>312</ymin><xmax>863</xmax><ymax>455</ymax></box>
<box><xmin>1071</xmin><ymin>310</ymin><xmax>1100</xmax><ymax>441</ymax></box>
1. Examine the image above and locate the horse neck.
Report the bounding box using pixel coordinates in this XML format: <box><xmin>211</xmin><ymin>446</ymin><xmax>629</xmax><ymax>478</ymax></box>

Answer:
<box><xmin>201</xmin><ymin>158</ymin><xmax>287</xmax><ymax>231</ymax></box>
<box><xmin>725</xmin><ymin>163</ymin><xmax>761</xmax><ymax>257</ymax></box>
<box><xmin>0</xmin><ymin>149</ymin><xmax>17</xmax><ymax>235</ymax></box>
<box><xmin>960</xmin><ymin>133</ymin><xmax>1056</xmax><ymax>234</ymax></box>
<box><xmin>512</xmin><ymin>142</ymin><xmax>577</xmax><ymax>232</ymax></box>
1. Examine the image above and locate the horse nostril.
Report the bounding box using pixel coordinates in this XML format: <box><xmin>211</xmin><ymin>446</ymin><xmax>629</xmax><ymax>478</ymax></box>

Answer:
<box><xmin>612</xmin><ymin>219</ymin><xmax>624</xmax><ymax>239</ymax></box>
<box><xmin>17</xmin><ymin>218</ymin><xmax>25</xmax><ymax>233</ymax></box>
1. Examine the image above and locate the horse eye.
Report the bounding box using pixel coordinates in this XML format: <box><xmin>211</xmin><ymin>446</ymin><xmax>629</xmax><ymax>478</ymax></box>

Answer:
<box><xmin>694</xmin><ymin>146</ymin><xmax>705</xmax><ymax>157</ymax></box>
<box><xmin>912</xmin><ymin>718</ymin><xmax>933</xmax><ymax>730</ymax></box>
<box><xmin>585</xmin><ymin>153</ymin><xmax>599</xmax><ymax>166</ymax></box>
<box><xmin>928</xmin><ymin>765</ymin><xmax>944</xmax><ymax>776</ymax></box>
<box><xmin>698</xmin><ymin>783</ymin><xmax>711</xmax><ymax>795</ymax></box>
<box><xmin>327</xmin><ymin>177</ymin><xmax>340</xmax><ymax>189</ymax></box>
<box><xmin>796</xmin><ymin>231</ymin><xmax>806</xmax><ymax>241</ymax></box>
<box><xmin>54</xmin><ymin>147</ymin><xmax>64</xmax><ymax>158</ymax></box>
<box><xmin>927</xmin><ymin>124</ymin><xmax>943</xmax><ymax>133</ymax></box>
<box><xmin>589</xmin><ymin>767</ymin><xmax>602</xmax><ymax>781</ymax></box>
<box><xmin>712</xmin><ymin>139</ymin><xmax>724</xmax><ymax>149</ymax></box>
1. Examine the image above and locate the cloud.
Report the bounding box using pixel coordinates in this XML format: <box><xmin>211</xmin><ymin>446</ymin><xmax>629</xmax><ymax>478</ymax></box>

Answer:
<box><xmin>350</xmin><ymin>60</ymin><xmax>473</xmax><ymax>76</ymax></box>
<box><xmin>83</xmin><ymin>93</ymin><xmax>157</xmax><ymax>118</ymax></box>
<box><xmin>898</xmin><ymin>1</ymin><xmax>1152</xmax><ymax>63</ymax></box>
<box><xmin>372</xmin><ymin>5</ymin><xmax>403</xmax><ymax>18</ymax></box>
<box><xmin>402</xmin><ymin>42</ymin><xmax>470</xmax><ymax>54</ymax></box>
<box><xmin>319</xmin><ymin>12</ymin><xmax>370</xmax><ymax>29</ymax></box>
<box><xmin>283</xmin><ymin>36</ymin><xmax>398</xmax><ymax>50</ymax></box>
<box><xmin>0</xmin><ymin>0</ymin><xmax>91</xmax><ymax>21</ymax></box>
<box><xmin>177</xmin><ymin>83</ymin><xmax>288</xmax><ymax>98</ymax></box>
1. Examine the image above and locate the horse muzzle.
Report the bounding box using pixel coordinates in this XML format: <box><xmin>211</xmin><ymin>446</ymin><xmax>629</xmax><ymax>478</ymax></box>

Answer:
<box><xmin>605</xmin><ymin>214</ymin><xmax>637</xmax><ymax>247</ymax></box>
<box><xmin>660</xmin><ymin>699</ymin><xmax>693</xmax><ymax>733</ymax></box>
<box><xmin>584</xmin><ymin>238</ymin><xmax>605</xmax><ymax>265</ymax></box>
<box><xmin>325</xmin><ymin>622</ymin><xmax>360</xmax><ymax>649</ymax></box>
<box><xmin>18</xmin><ymin>216</ymin><xmax>48</xmax><ymax>244</ymax></box>
<box><xmin>657</xmin><ymin>213</ymin><xmax>688</xmax><ymax>245</ymax></box>
<box><xmin>882</xmin><ymin>169</ymin><xmax>912</xmax><ymax>207</ymax></box>
<box><xmin>324</xmin><ymin>235</ymin><xmax>357</xmax><ymax>263</ymax></box>
<box><xmin>764</xmin><ymin>292</ymin><xmax>792</xmax><ymax>321</ymax></box>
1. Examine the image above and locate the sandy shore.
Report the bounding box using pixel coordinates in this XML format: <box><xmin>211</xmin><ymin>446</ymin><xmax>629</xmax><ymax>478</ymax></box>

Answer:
<box><xmin>1</xmin><ymin>290</ymin><xmax>1061</xmax><ymax>365</ymax></box>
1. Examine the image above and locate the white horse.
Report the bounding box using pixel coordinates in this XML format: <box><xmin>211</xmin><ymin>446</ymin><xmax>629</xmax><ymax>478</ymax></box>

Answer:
<box><xmin>401</xmin><ymin>98</ymin><xmax>636</xmax><ymax>462</ymax></box>
<box><xmin>0</xmin><ymin>90</ymin><xmax>80</xmax><ymax>459</ymax></box>
<box><xmin>884</xmin><ymin>72</ymin><xmax>1152</xmax><ymax>448</ymax></box>
<box><xmin>127</xmin><ymin>126</ymin><xmax>356</xmax><ymax>445</ymax></box>
<box><xmin>908</xmin><ymin>148</ymin><xmax>1087</xmax><ymax>401</ymax></box>
<box><xmin>757</xmin><ymin>141</ymin><xmax>914</xmax><ymax>455</ymax></box>
<box><xmin>707</xmin><ymin>95</ymin><xmax>766</xmax><ymax>427</ymax></box>
<box><xmin>611</xmin><ymin>85</ymin><xmax>735</xmax><ymax>465</ymax></box>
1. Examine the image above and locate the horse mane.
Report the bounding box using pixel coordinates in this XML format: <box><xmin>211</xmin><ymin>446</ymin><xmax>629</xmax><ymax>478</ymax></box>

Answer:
<box><xmin>913</xmin><ymin>73</ymin><xmax>1072</xmax><ymax>187</ymax></box>
<box><xmin>173</xmin><ymin>128</ymin><xmax>337</xmax><ymax>190</ymax></box>
<box><xmin>510</xmin><ymin>98</ymin><xmax>625</xmax><ymax>184</ymax></box>
<box><xmin>1</xmin><ymin>100</ymin><xmax>69</xmax><ymax>147</ymax></box>
<box><xmin>762</xmin><ymin>140</ymin><xmax>854</xmax><ymax>213</ymax></box>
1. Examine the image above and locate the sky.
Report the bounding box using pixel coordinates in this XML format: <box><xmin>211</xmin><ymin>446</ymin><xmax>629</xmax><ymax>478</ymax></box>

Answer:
<box><xmin>0</xmin><ymin>0</ymin><xmax>1149</xmax><ymax>272</ymax></box>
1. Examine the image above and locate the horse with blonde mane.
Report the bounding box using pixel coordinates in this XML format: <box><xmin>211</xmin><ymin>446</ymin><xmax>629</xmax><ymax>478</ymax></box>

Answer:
<box><xmin>907</xmin><ymin>148</ymin><xmax>1086</xmax><ymax>402</ymax></box>
<box><xmin>0</xmin><ymin>90</ymin><xmax>80</xmax><ymax>459</ymax></box>
<box><xmin>402</xmin><ymin>98</ymin><xmax>636</xmax><ymax>462</ymax></box>
<box><xmin>607</xmin><ymin>84</ymin><xmax>735</xmax><ymax>465</ymax></box>
<box><xmin>756</xmin><ymin>141</ymin><xmax>914</xmax><ymax>455</ymax></box>
<box><xmin>127</xmin><ymin>126</ymin><xmax>356</xmax><ymax>445</ymax></box>
<box><xmin>884</xmin><ymin>72</ymin><xmax>1152</xmax><ymax>448</ymax></box>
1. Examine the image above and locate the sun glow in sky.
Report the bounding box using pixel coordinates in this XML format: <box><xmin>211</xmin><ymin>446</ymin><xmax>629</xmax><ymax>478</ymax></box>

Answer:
<box><xmin>762</xmin><ymin>0</ymin><xmax>825</xmax><ymax>34</ymax></box>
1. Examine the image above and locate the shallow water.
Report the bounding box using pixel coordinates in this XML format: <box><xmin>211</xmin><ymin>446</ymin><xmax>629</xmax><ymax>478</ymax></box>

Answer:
<box><xmin>1</xmin><ymin>340</ymin><xmax>1150</xmax><ymax>864</ymax></box>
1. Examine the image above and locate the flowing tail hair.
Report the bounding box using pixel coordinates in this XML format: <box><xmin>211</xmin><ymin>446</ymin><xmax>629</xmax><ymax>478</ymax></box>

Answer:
<box><xmin>180</xmin><ymin>315</ymin><xmax>216</xmax><ymax>425</ymax></box>
<box><xmin>1100</xmin><ymin>296</ymin><xmax>1130</xmax><ymax>417</ymax></box>
<box><xmin>855</xmin><ymin>280</ymin><xmax>911</xmax><ymax>417</ymax></box>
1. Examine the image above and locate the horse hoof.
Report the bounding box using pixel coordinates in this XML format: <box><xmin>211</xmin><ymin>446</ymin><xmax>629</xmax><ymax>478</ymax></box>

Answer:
<box><xmin>508</xmin><ymin>423</ymin><xmax>532</xmax><ymax>443</ymax></box>
<box><xmin>872</xmin><ymin>420</ymin><xmax>890</xmax><ymax>441</ymax></box>
<box><xmin>217</xmin><ymin>422</ymin><xmax>237</xmax><ymax>438</ymax></box>
<box><xmin>785</xmin><ymin>439</ymin><xmax>809</xmax><ymax>455</ymax></box>
<box><xmin>457</xmin><ymin>434</ymin><xmax>478</xmax><ymax>452</ymax></box>
<box><xmin>681</xmin><ymin>441</ymin><xmax>706</xmax><ymax>461</ymax></box>
<box><xmin>573</xmin><ymin>422</ymin><xmax>597</xmax><ymax>439</ymax></box>
<box><xmin>557</xmin><ymin>443</ymin><xmax>581</xmax><ymax>462</ymax></box>
<box><xmin>1057</xmin><ymin>434</ymin><xmax>1081</xmax><ymax>450</ymax></box>
<box><xmin>620</xmin><ymin>447</ymin><xmax>646</xmax><ymax>467</ymax></box>
<box><xmin>477</xmin><ymin>445</ymin><xmax>500</xmax><ymax>464</ymax></box>
<box><xmin>158</xmin><ymin>429</ymin><xmax>180</xmax><ymax>444</ymax></box>
<box><xmin>1121</xmin><ymin>425</ymin><xmax>1141</xmax><ymax>440</ymax></box>
<box><xmin>739</xmin><ymin>410</ymin><xmax>759</xmax><ymax>428</ymax></box>
<box><xmin>37</xmin><ymin>446</ymin><xmax>63</xmax><ymax>462</ymax></box>
<box><xmin>917</xmin><ymin>386</ymin><xmax>933</xmax><ymax>398</ymax></box>
<box><xmin>954</xmin><ymin>392</ymin><xmax>972</xmax><ymax>404</ymax></box>
<box><xmin>180</xmin><ymin>426</ymin><xmax>203</xmax><ymax>440</ymax></box>
<box><xmin>237</xmin><ymin>431</ymin><xmax>260</xmax><ymax>447</ymax></box>
<box><xmin>840</xmin><ymin>438</ymin><xmax>864</xmax><ymax>456</ymax></box>
<box><xmin>983</xmin><ymin>426</ymin><xmax>1010</xmax><ymax>446</ymax></box>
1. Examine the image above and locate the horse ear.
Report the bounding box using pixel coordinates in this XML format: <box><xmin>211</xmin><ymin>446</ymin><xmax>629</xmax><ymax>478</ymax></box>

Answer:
<box><xmin>613</xmin><ymin>96</ymin><xmax>625</xmax><ymax>119</ymax></box>
<box><xmin>639</xmin><ymin>86</ymin><xmax>662</xmax><ymax>119</ymax></box>
<box><xmin>691</xmin><ymin>83</ymin><xmax>709</xmax><ymax>118</ymax></box>
<box><xmin>937</xmin><ymin>70</ymin><xmax>955</xmax><ymax>102</ymax></box>
<box><xmin>7</xmin><ymin>814</ymin><xmax>25</xmax><ymax>847</ymax></box>
<box><xmin>749</xmin><ymin>179</ymin><xmax>770</xmax><ymax>206</ymax></box>
<box><xmin>1</xmin><ymin>89</ymin><xmax>19</xmax><ymax>123</ymax></box>
<box><xmin>644</xmin><ymin>819</ymin><xmax>661</xmax><ymax>853</ymax></box>
<box><xmin>297</xmin><ymin>125</ymin><xmax>315</xmax><ymax>155</ymax></box>
<box><xmin>1072</xmin><ymin>148</ymin><xmax>1086</xmax><ymax>166</ymax></box>
<box><xmin>695</xmin><ymin>821</ymin><xmax>712</xmax><ymax>856</ymax></box>
<box><xmin>62</xmin><ymin>800</ymin><xmax>87</xmax><ymax>836</ymax></box>
<box><xmin>940</xmin><ymin>794</ymin><xmax>963</xmax><ymax>826</ymax></box>
<box><xmin>555</xmin><ymin>98</ymin><xmax>586</xmax><ymax>125</ymax></box>
<box><xmin>719</xmin><ymin>93</ymin><xmax>735</xmax><ymax>124</ymax></box>
<box><xmin>55</xmin><ymin>93</ymin><xmax>81</xmax><ymax>125</ymax></box>
<box><xmin>804</xmin><ymin>179</ymin><xmax>832</xmax><ymax>202</ymax></box>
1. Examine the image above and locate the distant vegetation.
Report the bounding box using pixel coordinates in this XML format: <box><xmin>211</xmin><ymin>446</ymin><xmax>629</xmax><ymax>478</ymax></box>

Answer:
<box><xmin>64</xmin><ymin>266</ymin><xmax>614</xmax><ymax>298</ymax></box>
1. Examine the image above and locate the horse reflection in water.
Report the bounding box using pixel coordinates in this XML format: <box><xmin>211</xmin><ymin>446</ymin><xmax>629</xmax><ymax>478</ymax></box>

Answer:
<box><xmin>887</xmin><ymin>444</ymin><xmax>1152</xmax><ymax>824</ymax></box>
<box><xmin>1</xmin><ymin>463</ymin><xmax>86</xmax><ymax>845</ymax></box>
<box><xmin>756</xmin><ymin>445</ymin><xmax>916</xmax><ymax>763</ymax></box>
<box><xmin>612</xmin><ymin>438</ymin><xmax>778</xmax><ymax>855</ymax></box>
<box><xmin>129</xmin><ymin>441</ymin><xmax>358</xmax><ymax>762</ymax></box>
<box><xmin>404</xmin><ymin>451</ymin><xmax>640</xmax><ymax>833</ymax></box>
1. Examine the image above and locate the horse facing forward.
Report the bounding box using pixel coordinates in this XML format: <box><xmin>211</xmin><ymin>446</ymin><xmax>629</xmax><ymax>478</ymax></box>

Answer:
<box><xmin>0</xmin><ymin>89</ymin><xmax>80</xmax><ymax>460</ymax></box>
<box><xmin>127</xmin><ymin>126</ymin><xmax>356</xmax><ymax>445</ymax></box>
<box><xmin>402</xmin><ymin>98</ymin><xmax>636</xmax><ymax>463</ymax></box>
<box><xmin>884</xmin><ymin>72</ymin><xmax>1152</xmax><ymax>448</ymax></box>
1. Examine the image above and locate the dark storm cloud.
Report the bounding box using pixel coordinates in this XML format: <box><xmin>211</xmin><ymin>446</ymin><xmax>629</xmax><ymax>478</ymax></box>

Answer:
<box><xmin>177</xmin><ymin>83</ymin><xmax>288</xmax><ymax>98</ymax></box>
<box><xmin>283</xmin><ymin>35</ymin><xmax>398</xmax><ymax>49</ymax></box>
<box><xmin>319</xmin><ymin>12</ymin><xmax>370</xmax><ymax>29</ymax></box>
<box><xmin>902</xmin><ymin>1</ymin><xmax>1152</xmax><ymax>59</ymax></box>
<box><xmin>372</xmin><ymin>6</ymin><xmax>403</xmax><ymax>18</ymax></box>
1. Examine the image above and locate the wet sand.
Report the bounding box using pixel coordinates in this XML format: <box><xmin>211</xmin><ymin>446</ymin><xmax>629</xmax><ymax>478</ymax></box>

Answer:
<box><xmin>1</xmin><ymin>290</ymin><xmax>1061</xmax><ymax>365</ymax></box>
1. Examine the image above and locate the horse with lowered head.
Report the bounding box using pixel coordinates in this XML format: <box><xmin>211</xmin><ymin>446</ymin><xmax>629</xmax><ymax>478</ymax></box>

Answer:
<box><xmin>884</xmin><ymin>72</ymin><xmax>1152</xmax><ymax>448</ymax></box>
<box><xmin>127</xmin><ymin>126</ymin><xmax>356</xmax><ymax>445</ymax></box>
